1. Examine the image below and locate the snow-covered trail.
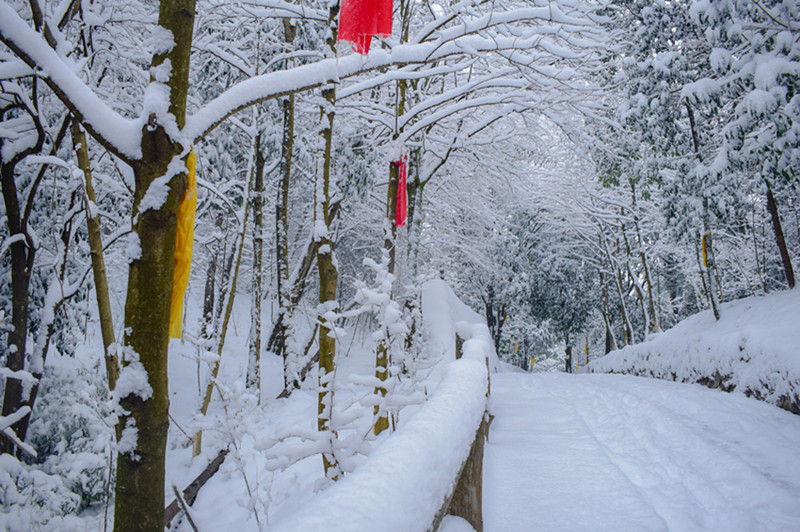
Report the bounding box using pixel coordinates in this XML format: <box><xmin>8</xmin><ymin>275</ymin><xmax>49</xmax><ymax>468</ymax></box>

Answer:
<box><xmin>484</xmin><ymin>372</ymin><xmax>800</xmax><ymax>532</ymax></box>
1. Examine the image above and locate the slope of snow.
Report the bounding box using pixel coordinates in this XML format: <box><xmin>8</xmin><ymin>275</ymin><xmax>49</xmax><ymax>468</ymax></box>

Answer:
<box><xmin>485</xmin><ymin>372</ymin><xmax>800</xmax><ymax>531</ymax></box>
<box><xmin>587</xmin><ymin>289</ymin><xmax>800</xmax><ymax>413</ymax></box>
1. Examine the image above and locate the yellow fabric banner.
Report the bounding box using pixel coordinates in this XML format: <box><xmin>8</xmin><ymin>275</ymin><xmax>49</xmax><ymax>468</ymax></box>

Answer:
<box><xmin>169</xmin><ymin>149</ymin><xmax>198</xmax><ymax>338</ymax></box>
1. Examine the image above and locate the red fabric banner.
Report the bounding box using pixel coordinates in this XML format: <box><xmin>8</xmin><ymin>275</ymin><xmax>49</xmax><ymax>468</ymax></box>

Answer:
<box><xmin>338</xmin><ymin>0</ymin><xmax>392</xmax><ymax>54</ymax></box>
<box><xmin>394</xmin><ymin>156</ymin><xmax>407</xmax><ymax>227</ymax></box>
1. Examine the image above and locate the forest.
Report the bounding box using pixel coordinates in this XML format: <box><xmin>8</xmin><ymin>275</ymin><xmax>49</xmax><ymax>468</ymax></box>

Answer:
<box><xmin>0</xmin><ymin>0</ymin><xmax>798</xmax><ymax>530</ymax></box>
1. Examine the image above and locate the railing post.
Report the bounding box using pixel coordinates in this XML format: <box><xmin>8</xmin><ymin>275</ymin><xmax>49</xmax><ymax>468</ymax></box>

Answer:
<box><xmin>429</xmin><ymin>332</ymin><xmax>488</xmax><ymax>531</ymax></box>
<box><xmin>446</xmin><ymin>413</ymin><xmax>487</xmax><ymax>531</ymax></box>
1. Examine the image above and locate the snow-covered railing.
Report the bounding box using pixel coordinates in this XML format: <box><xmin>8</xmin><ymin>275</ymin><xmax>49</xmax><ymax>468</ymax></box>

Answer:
<box><xmin>270</xmin><ymin>280</ymin><xmax>495</xmax><ymax>532</ymax></box>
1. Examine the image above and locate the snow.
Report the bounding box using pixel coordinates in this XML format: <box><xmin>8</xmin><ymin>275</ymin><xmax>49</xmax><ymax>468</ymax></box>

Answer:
<box><xmin>0</xmin><ymin>234</ymin><xmax>26</xmax><ymax>259</ymax></box>
<box><xmin>125</xmin><ymin>232</ymin><xmax>142</xmax><ymax>263</ymax></box>
<box><xmin>587</xmin><ymin>288</ymin><xmax>800</xmax><ymax>413</ymax></box>
<box><xmin>440</xmin><ymin>515</ymin><xmax>476</xmax><ymax>532</ymax></box>
<box><xmin>137</xmin><ymin>151</ymin><xmax>188</xmax><ymax>213</ymax></box>
<box><xmin>0</xmin><ymin>3</ymin><xmax>141</xmax><ymax>159</ymax></box>
<box><xmin>421</xmin><ymin>279</ymin><xmax>499</xmax><ymax>385</ymax></box>
<box><xmin>753</xmin><ymin>55</ymin><xmax>799</xmax><ymax>91</ymax></box>
<box><xmin>681</xmin><ymin>77</ymin><xmax>720</xmax><ymax>103</ymax></box>
<box><xmin>269</xmin><ymin>354</ymin><xmax>487</xmax><ymax>532</ymax></box>
<box><xmin>114</xmin><ymin>348</ymin><xmax>153</xmax><ymax>405</ymax></box>
<box><xmin>484</xmin><ymin>372</ymin><xmax>800</xmax><ymax>531</ymax></box>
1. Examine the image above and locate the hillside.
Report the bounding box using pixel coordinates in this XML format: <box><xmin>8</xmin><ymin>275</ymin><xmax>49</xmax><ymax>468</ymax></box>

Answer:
<box><xmin>587</xmin><ymin>289</ymin><xmax>800</xmax><ymax>414</ymax></box>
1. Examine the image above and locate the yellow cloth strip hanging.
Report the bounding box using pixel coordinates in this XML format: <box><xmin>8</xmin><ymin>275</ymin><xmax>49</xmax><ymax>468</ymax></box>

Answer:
<box><xmin>169</xmin><ymin>149</ymin><xmax>198</xmax><ymax>338</ymax></box>
<box><xmin>701</xmin><ymin>231</ymin><xmax>711</xmax><ymax>268</ymax></box>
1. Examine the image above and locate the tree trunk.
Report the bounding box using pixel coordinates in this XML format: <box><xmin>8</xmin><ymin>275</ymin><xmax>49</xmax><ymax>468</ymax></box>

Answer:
<box><xmin>317</xmin><ymin>2</ymin><xmax>340</xmax><ymax>478</ymax></box>
<box><xmin>766</xmin><ymin>187</ymin><xmax>795</xmax><ymax>289</ymax></box>
<box><xmin>247</xmin><ymin>135</ymin><xmax>265</xmax><ymax>394</ymax></box>
<box><xmin>751</xmin><ymin>204</ymin><xmax>767</xmax><ymax>294</ymax></box>
<box><xmin>265</xmin><ymin>199</ymin><xmax>343</xmax><ymax>366</ymax></box>
<box><xmin>622</xmin><ymin>220</ymin><xmax>650</xmax><ymax>338</ymax></box>
<box><xmin>686</xmin><ymin>100</ymin><xmax>720</xmax><ymax>321</ymax></box>
<box><xmin>113</xmin><ymin>0</ymin><xmax>196</xmax><ymax>529</ymax></box>
<box><xmin>275</xmin><ymin>18</ymin><xmax>297</xmax><ymax>386</ymax></box>
<box><xmin>564</xmin><ymin>333</ymin><xmax>573</xmax><ymax>374</ymax></box>
<box><xmin>630</xmin><ymin>181</ymin><xmax>659</xmax><ymax>332</ymax></box>
<box><xmin>0</xmin><ymin>106</ymin><xmax>62</xmax><ymax>456</ymax></box>
<box><xmin>215</xmin><ymin>239</ymin><xmax>236</xmax><ymax>332</ymax></box>
<box><xmin>600</xmin><ymin>271</ymin><xmax>616</xmax><ymax>354</ymax></box>
<box><xmin>200</xmin><ymin>241</ymin><xmax>218</xmax><ymax>339</ymax></box>
<box><xmin>373</xmin><ymin>160</ymin><xmax>399</xmax><ymax>437</ymax></box>
<box><xmin>600</xmin><ymin>228</ymin><xmax>633</xmax><ymax>346</ymax></box>
<box><xmin>73</xmin><ymin>120</ymin><xmax>119</xmax><ymax>390</ymax></box>
<box><xmin>701</xmin><ymin>199</ymin><xmax>721</xmax><ymax>321</ymax></box>
<box><xmin>0</xmin><ymin>163</ymin><xmax>33</xmax><ymax>457</ymax></box>
<box><xmin>114</xmin><ymin>129</ymin><xmax>187</xmax><ymax>532</ymax></box>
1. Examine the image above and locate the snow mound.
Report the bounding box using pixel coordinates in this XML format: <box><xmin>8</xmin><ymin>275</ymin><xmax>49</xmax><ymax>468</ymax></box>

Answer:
<box><xmin>588</xmin><ymin>288</ymin><xmax>800</xmax><ymax>413</ymax></box>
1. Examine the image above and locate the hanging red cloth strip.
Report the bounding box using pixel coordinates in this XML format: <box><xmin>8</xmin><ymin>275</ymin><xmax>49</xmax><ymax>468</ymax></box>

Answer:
<box><xmin>394</xmin><ymin>155</ymin><xmax>407</xmax><ymax>227</ymax></box>
<box><xmin>338</xmin><ymin>0</ymin><xmax>392</xmax><ymax>54</ymax></box>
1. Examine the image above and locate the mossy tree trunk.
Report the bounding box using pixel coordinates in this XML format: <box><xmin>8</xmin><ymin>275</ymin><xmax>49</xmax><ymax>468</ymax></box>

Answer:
<box><xmin>113</xmin><ymin>0</ymin><xmax>196</xmax><ymax>530</ymax></box>
<box><xmin>73</xmin><ymin>121</ymin><xmax>119</xmax><ymax>390</ymax></box>
<box><xmin>374</xmin><ymin>2</ymin><xmax>410</xmax><ymax>431</ymax></box>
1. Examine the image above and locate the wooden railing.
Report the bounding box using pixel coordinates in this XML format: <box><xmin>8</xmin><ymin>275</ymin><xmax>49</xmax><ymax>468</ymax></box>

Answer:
<box><xmin>429</xmin><ymin>331</ymin><xmax>491</xmax><ymax>531</ymax></box>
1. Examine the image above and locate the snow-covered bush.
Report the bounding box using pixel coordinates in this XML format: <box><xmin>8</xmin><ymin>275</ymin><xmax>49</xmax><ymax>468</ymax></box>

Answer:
<box><xmin>26</xmin><ymin>349</ymin><xmax>114</xmax><ymax>513</ymax></box>
<box><xmin>0</xmin><ymin>453</ymin><xmax>80</xmax><ymax>528</ymax></box>
<box><xmin>0</xmin><ymin>347</ymin><xmax>112</xmax><ymax>530</ymax></box>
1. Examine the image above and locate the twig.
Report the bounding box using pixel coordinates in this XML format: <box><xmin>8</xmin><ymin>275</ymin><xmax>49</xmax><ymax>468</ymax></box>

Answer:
<box><xmin>172</xmin><ymin>484</ymin><xmax>200</xmax><ymax>532</ymax></box>
<box><xmin>168</xmin><ymin>411</ymin><xmax>191</xmax><ymax>439</ymax></box>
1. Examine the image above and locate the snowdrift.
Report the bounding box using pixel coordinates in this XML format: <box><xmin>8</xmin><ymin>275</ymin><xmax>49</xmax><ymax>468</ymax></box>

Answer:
<box><xmin>588</xmin><ymin>288</ymin><xmax>800</xmax><ymax>414</ymax></box>
<box><xmin>269</xmin><ymin>280</ymin><xmax>494</xmax><ymax>531</ymax></box>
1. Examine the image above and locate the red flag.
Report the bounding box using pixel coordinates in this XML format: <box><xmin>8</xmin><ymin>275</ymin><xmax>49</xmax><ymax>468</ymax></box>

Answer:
<box><xmin>338</xmin><ymin>0</ymin><xmax>392</xmax><ymax>54</ymax></box>
<box><xmin>394</xmin><ymin>156</ymin><xmax>407</xmax><ymax>227</ymax></box>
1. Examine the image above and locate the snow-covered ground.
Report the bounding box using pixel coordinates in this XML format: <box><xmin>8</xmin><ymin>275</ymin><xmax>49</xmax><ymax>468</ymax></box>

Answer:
<box><xmin>485</xmin><ymin>372</ymin><xmax>800</xmax><ymax>532</ymax></box>
<box><xmin>587</xmin><ymin>289</ymin><xmax>800</xmax><ymax>413</ymax></box>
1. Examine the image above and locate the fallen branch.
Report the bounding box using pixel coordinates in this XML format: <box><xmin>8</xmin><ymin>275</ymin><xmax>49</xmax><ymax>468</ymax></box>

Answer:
<box><xmin>164</xmin><ymin>448</ymin><xmax>229</xmax><ymax>528</ymax></box>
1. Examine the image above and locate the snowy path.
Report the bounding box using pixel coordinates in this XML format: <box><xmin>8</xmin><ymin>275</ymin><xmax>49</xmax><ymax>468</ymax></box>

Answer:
<box><xmin>484</xmin><ymin>372</ymin><xmax>800</xmax><ymax>532</ymax></box>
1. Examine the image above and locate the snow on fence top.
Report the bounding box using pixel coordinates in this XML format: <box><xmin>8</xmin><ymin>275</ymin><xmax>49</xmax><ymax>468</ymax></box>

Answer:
<box><xmin>269</xmin><ymin>280</ymin><xmax>494</xmax><ymax>532</ymax></box>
